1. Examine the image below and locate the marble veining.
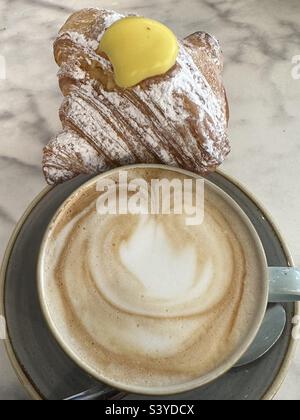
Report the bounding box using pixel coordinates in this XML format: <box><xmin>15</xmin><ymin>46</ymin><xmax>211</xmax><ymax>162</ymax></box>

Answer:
<box><xmin>0</xmin><ymin>0</ymin><xmax>300</xmax><ymax>400</ymax></box>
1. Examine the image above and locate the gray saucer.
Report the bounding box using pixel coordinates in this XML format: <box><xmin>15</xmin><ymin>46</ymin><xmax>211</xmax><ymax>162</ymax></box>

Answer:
<box><xmin>0</xmin><ymin>171</ymin><xmax>298</xmax><ymax>400</ymax></box>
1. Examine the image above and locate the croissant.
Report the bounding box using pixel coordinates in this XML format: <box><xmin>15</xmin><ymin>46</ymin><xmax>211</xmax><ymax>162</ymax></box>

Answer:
<box><xmin>43</xmin><ymin>8</ymin><xmax>230</xmax><ymax>185</ymax></box>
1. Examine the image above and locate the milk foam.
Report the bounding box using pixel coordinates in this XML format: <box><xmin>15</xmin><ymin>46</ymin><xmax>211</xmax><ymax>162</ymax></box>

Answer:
<box><xmin>42</xmin><ymin>168</ymin><xmax>266</xmax><ymax>391</ymax></box>
<box><xmin>119</xmin><ymin>217</ymin><xmax>199</xmax><ymax>300</ymax></box>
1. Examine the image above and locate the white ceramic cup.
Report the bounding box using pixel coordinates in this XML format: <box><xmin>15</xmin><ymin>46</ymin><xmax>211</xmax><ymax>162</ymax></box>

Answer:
<box><xmin>37</xmin><ymin>164</ymin><xmax>300</xmax><ymax>396</ymax></box>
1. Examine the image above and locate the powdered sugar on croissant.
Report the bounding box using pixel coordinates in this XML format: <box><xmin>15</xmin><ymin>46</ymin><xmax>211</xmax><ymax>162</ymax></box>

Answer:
<box><xmin>43</xmin><ymin>8</ymin><xmax>230</xmax><ymax>185</ymax></box>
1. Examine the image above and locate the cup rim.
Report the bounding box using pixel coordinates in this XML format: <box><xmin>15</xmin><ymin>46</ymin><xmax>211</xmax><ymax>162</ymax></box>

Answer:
<box><xmin>37</xmin><ymin>163</ymin><xmax>269</xmax><ymax>396</ymax></box>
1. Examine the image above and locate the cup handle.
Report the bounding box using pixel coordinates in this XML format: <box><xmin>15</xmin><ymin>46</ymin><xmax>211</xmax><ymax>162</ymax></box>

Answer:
<box><xmin>269</xmin><ymin>267</ymin><xmax>300</xmax><ymax>302</ymax></box>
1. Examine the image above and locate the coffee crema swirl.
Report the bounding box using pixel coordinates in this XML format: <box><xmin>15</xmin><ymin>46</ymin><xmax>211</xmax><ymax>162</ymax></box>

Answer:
<box><xmin>42</xmin><ymin>170</ymin><xmax>265</xmax><ymax>390</ymax></box>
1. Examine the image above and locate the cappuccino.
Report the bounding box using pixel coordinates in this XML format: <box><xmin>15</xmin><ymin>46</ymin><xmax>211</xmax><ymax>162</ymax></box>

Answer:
<box><xmin>40</xmin><ymin>167</ymin><xmax>267</xmax><ymax>393</ymax></box>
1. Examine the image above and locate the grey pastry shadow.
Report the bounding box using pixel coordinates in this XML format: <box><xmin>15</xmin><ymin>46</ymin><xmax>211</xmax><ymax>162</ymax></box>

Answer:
<box><xmin>3</xmin><ymin>173</ymin><xmax>295</xmax><ymax>400</ymax></box>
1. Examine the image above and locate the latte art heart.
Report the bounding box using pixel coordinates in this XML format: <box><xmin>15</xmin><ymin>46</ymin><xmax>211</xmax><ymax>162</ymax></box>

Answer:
<box><xmin>119</xmin><ymin>217</ymin><xmax>206</xmax><ymax>300</ymax></box>
<box><xmin>92</xmin><ymin>214</ymin><xmax>231</xmax><ymax>318</ymax></box>
<box><xmin>41</xmin><ymin>168</ymin><xmax>266</xmax><ymax>391</ymax></box>
<box><xmin>121</xmin><ymin>218</ymin><xmax>196</xmax><ymax>294</ymax></box>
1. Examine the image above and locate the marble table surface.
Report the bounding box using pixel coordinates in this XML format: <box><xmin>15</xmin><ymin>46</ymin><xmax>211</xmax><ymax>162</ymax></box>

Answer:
<box><xmin>0</xmin><ymin>0</ymin><xmax>300</xmax><ymax>400</ymax></box>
